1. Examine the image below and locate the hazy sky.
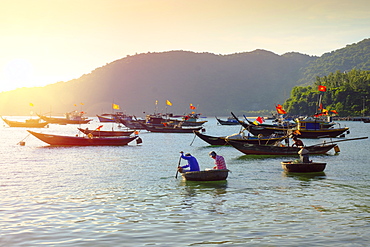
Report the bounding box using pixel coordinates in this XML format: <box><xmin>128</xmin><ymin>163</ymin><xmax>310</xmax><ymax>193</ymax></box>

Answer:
<box><xmin>1</xmin><ymin>0</ymin><xmax>369</xmax><ymax>92</ymax></box>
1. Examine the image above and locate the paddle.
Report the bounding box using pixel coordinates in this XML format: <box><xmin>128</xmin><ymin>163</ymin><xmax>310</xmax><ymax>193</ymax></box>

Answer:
<box><xmin>175</xmin><ymin>155</ymin><xmax>182</xmax><ymax>179</ymax></box>
<box><xmin>307</xmin><ymin>136</ymin><xmax>368</xmax><ymax>148</ymax></box>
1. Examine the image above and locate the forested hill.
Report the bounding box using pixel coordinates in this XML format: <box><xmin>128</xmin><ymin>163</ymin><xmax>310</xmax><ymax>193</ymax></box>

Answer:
<box><xmin>298</xmin><ymin>38</ymin><xmax>370</xmax><ymax>85</ymax></box>
<box><xmin>0</xmin><ymin>38</ymin><xmax>369</xmax><ymax>116</ymax></box>
<box><xmin>0</xmin><ymin>50</ymin><xmax>314</xmax><ymax>116</ymax></box>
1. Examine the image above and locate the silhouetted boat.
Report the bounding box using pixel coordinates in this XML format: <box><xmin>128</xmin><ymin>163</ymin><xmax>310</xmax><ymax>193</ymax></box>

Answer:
<box><xmin>28</xmin><ymin>130</ymin><xmax>139</xmax><ymax>146</ymax></box>
<box><xmin>38</xmin><ymin>111</ymin><xmax>92</xmax><ymax>125</ymax></box>
<box><xmin>216</xmin><ymin>116</ymin><xmax>240</xmax><ymax>125</ymax></box>
<box><xmin>1</xmin><ymin>117</ymin><xmax>48</xmax><ymax>128</ymax></box>
<box><xmin>141</xmin><ymin>124</ymin><xmax>203</xmax><ymax>133</ymax></box>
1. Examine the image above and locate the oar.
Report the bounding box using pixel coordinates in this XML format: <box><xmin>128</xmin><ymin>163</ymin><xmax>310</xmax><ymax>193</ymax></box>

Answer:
<box><xmin>307</xmin><ymin>136</ymin><xmax>368</xmax><ymax>147</ymax></box>
<box><xmin>175</xmin><ymin>156</ymin><xmax>181</xmax><ymax>179</ymax></box>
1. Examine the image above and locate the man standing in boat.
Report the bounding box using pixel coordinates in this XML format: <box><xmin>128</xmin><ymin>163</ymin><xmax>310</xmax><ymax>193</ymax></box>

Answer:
<box><xmin>178</xmin><ymin>151</ymin><xmax>200</xmax><ymax>172</ymax></box>
<box><xmin>209</xmin><ymin>151</ymin><xmax>227</xmax><ymax>170</ymax></box>
<box><xmin>291</xmin><ymin>136</ymin><xmax>304</xmax><ymax>147</ymax></box>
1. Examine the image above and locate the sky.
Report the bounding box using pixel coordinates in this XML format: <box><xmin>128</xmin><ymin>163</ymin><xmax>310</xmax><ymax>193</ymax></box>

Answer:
<box><xmin>1</xmin><ymin>0</ymin><xmax>369</xmax><ymax>92</ymax></box>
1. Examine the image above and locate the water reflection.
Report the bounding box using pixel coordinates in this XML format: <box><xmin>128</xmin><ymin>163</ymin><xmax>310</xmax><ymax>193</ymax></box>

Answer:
<box><xmin>282</xmin><ymin>171</ymin><xmax>327</xmax><ymax>184</ymax></box>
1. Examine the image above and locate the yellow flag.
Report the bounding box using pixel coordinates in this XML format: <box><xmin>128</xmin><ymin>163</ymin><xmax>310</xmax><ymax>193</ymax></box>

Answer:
<box><xmin>112</xmin><ymin>103</ymin><xmax>120</xmax><ymax>110</ymax></box>
<box><xmin>29</xmin><ymin>103</ymin><xmax>34</xmax><ymax>107</ymax></box>
<box><xmin>166</xmin><ymin>100</ymin><xmax>172</xmax><ymax>106</ymax></box>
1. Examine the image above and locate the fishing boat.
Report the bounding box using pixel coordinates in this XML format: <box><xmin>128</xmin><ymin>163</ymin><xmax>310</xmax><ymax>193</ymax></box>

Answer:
<box><xmin>38</xmin><ymin>111</ymin><xmax>92</xmax><ymax>125</ymax></box>
<box><xmin>281</xmin><ymin>161</ymin><xmax>327</xmax><ymax>173</ymax></box>
<box><xmin>27</xmin><ymin>130</ymin><xmax>140</xmax><ymax>146</ymax></box>
<box><xmin>97</xmin><ymin>115</ymin><xmax>117</xmax><ymax>123</ymax></box>
<box><xmin>145</xmin><ymin>113</ymin><xmax>207</xmax><ymax>127</ymax></box>
<box><xmin>216</xmin><ymin>116</ymin><xmax>240</xmax><ymax>125</ymax></box>
<box><xmin>141</xmin><ymin>124</ymin><xmax>204</xmax><ymax>133</ymax></box>
<box><xmin>118</xmin><ymin>118</ymin><xmax>146</xmax><ymax>129</ymax></box>
<box><xmin>180</xmin><ymin>169</ymin><xmax>229</xmax><ymax>181</ymax></box>
<box><xmin>231</xmin><ymin>112</ymin><xmax>349</xmax><ymax>138</ymax></box>
<box><xmin>97</xmin><ymin>112</ymin><xmax>135</xmax><ymax>123</ymax></box>
<box><xmin>1</xmin><ymin>117</ymin><xmax>49</xmax><ymax>128</ymax></box>
<box><xmin>194</xmin><ymin>130</ymin><xmax>284</xmax><ymax>146</ymax></box>
<box><xmin>77</xmin><ymin>128</ymin><xmax>134</xmax><ymax>137</ymax></box>
<box><xmin>227</xmin><ymin>139</ymin><xmax>337</xmax><ymax>155</ymax></box>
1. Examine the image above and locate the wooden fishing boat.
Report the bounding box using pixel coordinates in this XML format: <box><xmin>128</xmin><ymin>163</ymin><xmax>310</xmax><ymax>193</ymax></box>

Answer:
<box><xmin>78</xmin><ymin>128</ymin><xmax>134</xmax><ymax>137</ymax></box>
<box><xmin>27</xmin><ymin>130</ymin><xmax>139</xmax><ymax>146</ymax></box>
<box><xmin>231</xmin><ymin>112</ymin><xmax>349</xmax><ymax>138</ymax></box>
<box><xmin>180</xmin><ymin>169</ymin><xmax>229</xmax><ymax>181</ymax></box>
<box><xmin>119</xmin><ymin>119</ymin><xmax>146</xmax><ymax>129</ymax></box>
<box><xmin>216</xmin><ymin>116</ymin><xmax>240</xmax><ymax>125</ymax></box>
<box><xmin>141</xmin><ymin>124</ymin><xmax>203</xmax><ymax>133</ymax></box>
<box><xmin>1</xmin><ymin>117</ymin><xmax>48</xmax><ymax>128</ymax></box>
<box><xmin>227</xmin><ymin>139</ymin><xmax>337</xmax><ymax>155</ymax></box>
<box><xmin>281</xmin><ymin>161</ymin><xmax>327</xmax><ymax>173</ymax></box>
<box><xmin>97</xmin><ymin>115</ymin><xmax>117</xmax><ymax>123</ymax></box>
<box><xmin>194</xmin><ymin>130</ymin><xmax>284</xmax><ymax>146</ymax></box>
<box><xmin>38</xmin><ymin>111</ymin><xmax>92</xmax><ymax>125</ymax></box>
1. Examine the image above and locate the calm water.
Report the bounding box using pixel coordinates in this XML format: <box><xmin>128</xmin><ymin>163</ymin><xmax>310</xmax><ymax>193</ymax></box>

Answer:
<box><xmin>1</xmin><ymin>117</ymin><xmax>369</xmax><ymax>246</ymax></box>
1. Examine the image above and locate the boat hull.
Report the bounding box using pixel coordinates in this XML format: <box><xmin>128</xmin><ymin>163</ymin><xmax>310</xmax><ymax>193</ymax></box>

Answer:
<box><xmin>227</xmin><ymin>140</ymin><xmax>337</xmax><ymax>155</ymax></box>
<box><xmin>39</xmin><ymin>115</ymin><xmax>92</xmax><ymax>125</ymax></box>
<box><xmin>78</xmin><ymin>128</ymin><xmax>134</xmax><ymax>137</ymax></box>
<box><xmin>194</xmin><ymin>131</ymin><xmax>283</xmax><ymax>146</ymax></box>
<box><xmin>142</xmin><ymin>125</ymin><xmax>203</xmax><ymax>133</ymax></box>
<box><xmin>28</xmin><ymin>130</ymin><xmax>138</xmax><ymax>146</ymax></box>
<box><xmin>2</xmin><ymin>117</ymin><xmax>48</xmax><ymax>128</ymax></box>
<box><xmin>281</xmin><ymin>161</ymin><xmax>327</xmax><ymax>173</ymax></box>
<box><xmin>181</xmin><ymin>169</ymin><xmax>229</xmax><ymax>181</ymax></box>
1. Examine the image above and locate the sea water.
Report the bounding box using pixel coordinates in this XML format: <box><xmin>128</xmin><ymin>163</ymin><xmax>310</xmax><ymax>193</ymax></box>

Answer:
<box><xmin>0</xmin><ymin>117</ymin><xmax>369</xmax><ymax>246</ymax></box>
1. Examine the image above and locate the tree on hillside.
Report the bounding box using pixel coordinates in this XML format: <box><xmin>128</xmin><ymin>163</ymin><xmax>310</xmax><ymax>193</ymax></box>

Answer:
<box><xmin>284</xmin><ymin>69</ymin><xmax>370</xmax><ymax>117</ymax></box>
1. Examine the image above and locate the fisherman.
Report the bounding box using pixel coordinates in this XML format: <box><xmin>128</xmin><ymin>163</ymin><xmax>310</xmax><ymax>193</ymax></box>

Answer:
<box><xmin>298</xmin><ymin>146</ymin><xmax>310</xmax><ymax>163</ymax></box>
<box><xmin>209</xmin><ymin>151</ymin><xmax>227</xmax><ymax>170</ymax></box>
<box><xmin>292</xmin><ymin>136</ymin><xmax>304</xmax><ymax>147</ymax></box>
<box><xmin>178</xmin><ymin>151</ymin><xmax>200</xmax><ymax>172</ymax></box>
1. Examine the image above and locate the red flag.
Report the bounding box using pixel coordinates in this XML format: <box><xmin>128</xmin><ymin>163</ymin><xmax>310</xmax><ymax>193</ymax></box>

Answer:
<box><xmin>256</xmin><ymin>116</ymin><xmax>264</xmax><ymax>124</ymax></box>
<box><xmin>189</xmin><ymin>104</ymin><xmax>196</xmax><ymax>110</ymax></box>
<box><xmin>276</xmin><ymin>104</ymin><xmax>287</xmax><ymax>114</ymax></box>
<box><xmin>331</xmin><ymin>110</ymin><xmax>338</xmax><ymax>114</ymax></box>
<box><xmin>318</xmin><ymin>85</ymin><xmax>327</xmax><ymax>92</ymax></box>
<box><xmin>96</xmin><ymin>125</ymin><xmax>103</xmax><ymax>130</ymax></box>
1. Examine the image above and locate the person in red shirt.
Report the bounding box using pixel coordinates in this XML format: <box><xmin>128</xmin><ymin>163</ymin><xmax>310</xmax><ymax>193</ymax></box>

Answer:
<box><xmin>209</xmin><ymin>151</ymin><xmax>227</xmax><ymax>170</ymax></box>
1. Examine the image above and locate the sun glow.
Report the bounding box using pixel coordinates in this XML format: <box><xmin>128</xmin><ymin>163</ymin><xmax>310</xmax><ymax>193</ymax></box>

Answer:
<box><xmin>2</xmin><ymin>59</ymin><xmax>34</xmax><ymax>91</ymax></box>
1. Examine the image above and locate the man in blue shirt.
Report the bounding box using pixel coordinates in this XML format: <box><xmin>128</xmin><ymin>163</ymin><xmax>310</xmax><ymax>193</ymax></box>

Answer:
<box><xmin>178</xmin><ymin>151</ymin><xmax>200</xmax><ymax>172</ymax></box>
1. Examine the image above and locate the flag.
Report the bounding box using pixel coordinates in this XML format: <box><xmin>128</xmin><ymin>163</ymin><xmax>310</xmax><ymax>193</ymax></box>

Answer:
<box><xmin>318</xmin><ymin>85</ymin><xmax>327</xmax><ymax>92</ymax></box>
<box><xmin>322</xmin><ymin>109</ymin><xmax>328</xmax><ymax>115</ymax></box>
<box><xmin>29</xmin><ymin>103</ymin><xmax>34</xmax><ymax>107</ymax></box>
<box><xmin>112</xmin><ymin>103</ymin><xmax>120</xmax><ymax>110</ymax></box>
<box><xmin>190</xmin><ymin>104</ymin><xmax>196</xmax><ymax>110</ymax></box>
<box><xmin>166</xmin><ymin>100</ymin><xmax>172</xmax><ymax>106</ymax></box>
<box><xmin>253</xmin><ymin>121</ymin><xmax>259</xmax><ymax>125</ymax></box>
<box><xmin>256</xmin><ymin>116</ymin><xmax>264</xmax><ymax>124</ymax></box>
<box><xmin>331</xmin><ymin>110</ymin><xmax>338</xmax><ymax>114</ymax></box>
<box><xmin>276</xmin><ymin>104</ymin><xmax>287</xmax><ymax>114</ymax></box>
<box><xmin>96</xmin><ymin>125</ymin><xmax>103</xmax><ymax>130</ymax></box>
<box><xmin>155</xmin><ymin>100</ymin><xmax>158</xmax><ymax>105</ymax></box>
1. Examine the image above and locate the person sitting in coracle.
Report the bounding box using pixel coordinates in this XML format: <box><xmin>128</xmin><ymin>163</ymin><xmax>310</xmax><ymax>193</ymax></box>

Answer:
<box><xmin>298</xmin><ymin>146</ymin><xmax>310</xmax><ymax>163</ymax></box>
<box><xmin>209</xmin><ymin>151</ymin><xmax>227</xmax><ymax>170</ymax></box>
<box><xmin>178</xmin><ymin>151</ymin><xmax>200</xmax><ymax>172</ymax></box>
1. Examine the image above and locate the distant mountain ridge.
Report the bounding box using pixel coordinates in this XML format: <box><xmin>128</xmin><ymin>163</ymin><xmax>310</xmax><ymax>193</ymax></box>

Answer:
<box><xmin>0</xmin><ymin>38</ymin><xmax>369</xmax><ymax>116</ymax></box>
